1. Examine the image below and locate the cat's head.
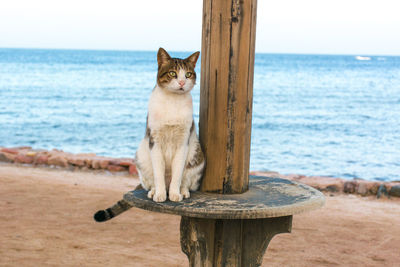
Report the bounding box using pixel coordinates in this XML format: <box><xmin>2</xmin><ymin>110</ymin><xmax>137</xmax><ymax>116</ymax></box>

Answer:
<box><xmin>156</xmin><ymin>48</ymin><xmax>200</xmax><ymax>94</ymax></box>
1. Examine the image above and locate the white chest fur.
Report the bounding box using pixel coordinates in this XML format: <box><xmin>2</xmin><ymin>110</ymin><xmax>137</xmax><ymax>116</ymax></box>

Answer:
<box><xmin>148</xmin><ymin>85</ymin><xmax>193</xmax><ymax>130</ymax></box>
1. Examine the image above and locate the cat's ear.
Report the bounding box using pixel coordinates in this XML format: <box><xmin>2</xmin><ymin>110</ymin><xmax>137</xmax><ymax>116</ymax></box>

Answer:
<box><xmin>157</xmin><ymin>48</ymin><xmax>171</xmax><ymax>68</ymax></box>
<box><xmin>185</xmin><ymin>51</ymin><xmax>200</xmax><ymax>68</ymax></box>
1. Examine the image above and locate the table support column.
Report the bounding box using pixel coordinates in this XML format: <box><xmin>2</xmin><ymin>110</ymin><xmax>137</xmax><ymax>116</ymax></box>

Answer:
<box><xmin>180</xmin><ymin>216</ymin><xmax>292</xmax><ymax>267</ymax></box>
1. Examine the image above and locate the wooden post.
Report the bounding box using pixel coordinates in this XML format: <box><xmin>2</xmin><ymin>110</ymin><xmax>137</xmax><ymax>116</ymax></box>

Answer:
<box><xmin>181</xmin><ymin>0</ymin><xmax>282</xmax><ymax>266</ymax></box>
<box><xmin>199</xmin><ymin>0</ymin><xmax>257</xmax><ymax>194</ymax></box>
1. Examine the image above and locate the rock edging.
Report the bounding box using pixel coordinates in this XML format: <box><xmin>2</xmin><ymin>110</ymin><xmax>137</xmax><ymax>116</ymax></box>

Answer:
<box><xmin>0</xmin><ymin>146</ymin><xmax>137</xmax><ymax>176</ymax></box>
<box><xmin>250</xmin><ymin>171</ymin><xmax>400</xmax><ymax>198</ymax></box>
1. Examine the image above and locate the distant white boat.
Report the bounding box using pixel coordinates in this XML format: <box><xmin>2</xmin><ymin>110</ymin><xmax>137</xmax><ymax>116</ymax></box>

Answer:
<box><xmin>355</xmin><ymin>56</ymin><xmax>371</xmax><ymax>61</ymax></box>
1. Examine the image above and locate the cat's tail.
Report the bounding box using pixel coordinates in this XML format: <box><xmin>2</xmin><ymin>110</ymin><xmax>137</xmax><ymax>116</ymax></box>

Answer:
<box><xmin>93</xmin><ymin>199</ymin><xmax>133</xmax><ymax>222</ymax></box>
<box><xmin>93</xmin><ymin>184</ymin><xmax>143</xmax><ymax>222</ymax></box>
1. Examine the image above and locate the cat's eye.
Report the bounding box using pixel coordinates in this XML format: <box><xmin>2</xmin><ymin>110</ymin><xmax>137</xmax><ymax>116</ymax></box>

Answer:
<box><xmin>185</xmin><ymin>72</ymin><xmax>192</xmax><ymax>78</ymax></box>
<box><xmin>169</xmin><ymin>71</ymin><xmax>177</xmax><ymax>77</ymax></box>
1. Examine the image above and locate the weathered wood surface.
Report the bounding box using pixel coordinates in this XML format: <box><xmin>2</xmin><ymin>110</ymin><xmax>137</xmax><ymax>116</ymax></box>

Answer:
<box><xmin>124</xmin><ymin>176</ymin><xmax>325</xmax><ymax>219</ymax></box>
<box><xmin>199</xmin><ymin>0</ymin><xmax>258</xmax><ymax>194</ymax></box>
<box><xmin>180</xmin><ymin>216</ymin><xmax>292</xmax><ymax>267</ymax></box>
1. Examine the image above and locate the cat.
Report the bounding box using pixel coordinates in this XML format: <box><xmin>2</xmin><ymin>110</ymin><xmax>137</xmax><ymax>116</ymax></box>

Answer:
<box><xmin>94</xmin><ymin>48</ymin><xmax>205</xmax><ymax>222</ymax></box>
<box><xmin>136</xmin><ymin>48</ymin><xmax>205</xmax><ymax>202</ymax></box>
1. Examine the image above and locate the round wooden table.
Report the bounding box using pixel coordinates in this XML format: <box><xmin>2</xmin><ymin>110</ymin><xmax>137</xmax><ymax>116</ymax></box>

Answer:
<box><xmin>124</xmin><ymin>176</ymin><xmax>325</xmax><ymax>267</ymax></box>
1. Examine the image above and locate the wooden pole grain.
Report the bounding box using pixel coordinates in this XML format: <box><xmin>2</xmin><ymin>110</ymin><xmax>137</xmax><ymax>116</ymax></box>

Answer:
<box><xmin>199</xmin><ymin>0</ymin><xmax>257</xmax><ymax>194</ymax></box>
<box><xmin>180</xmin><ymin>1</ymin><xmax>279</xmax><ymax>266</ymax></box>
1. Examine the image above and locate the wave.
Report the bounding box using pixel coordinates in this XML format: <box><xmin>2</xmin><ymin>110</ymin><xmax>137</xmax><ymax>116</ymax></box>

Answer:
<box><xmin>355</xmin><ymin>56</ymin><xmax>371</xmax><ymax>61</ymax></box>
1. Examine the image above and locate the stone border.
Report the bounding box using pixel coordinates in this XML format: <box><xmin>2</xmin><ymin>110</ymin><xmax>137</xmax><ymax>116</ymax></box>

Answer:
<box><xmin>250</xmin><ymin>171</ymin><xmax>400</xmax><ymax>198</ymax></box>
<box><xmin>0</xmin><ymin>146</ymin><xmax>137</xmax><ymax>175</ymax></box>
<box><xmin>1</xmin><ymin>146</ymin><xmax>399</xmax><ymax>198</ymax></box>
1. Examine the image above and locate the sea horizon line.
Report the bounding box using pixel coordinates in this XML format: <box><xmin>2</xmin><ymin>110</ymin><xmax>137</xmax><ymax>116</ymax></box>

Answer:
<box><xmin>1</xmin><ymin>46</ymin><xmax>399</xmax><ymax>58</ymax></box>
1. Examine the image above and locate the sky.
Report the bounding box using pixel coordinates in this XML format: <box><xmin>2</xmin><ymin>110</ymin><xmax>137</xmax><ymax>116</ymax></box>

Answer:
<box><xmin>0</xmin><ymin>0</ymin><xmax>399</xmax><ymax>55</ymax></box>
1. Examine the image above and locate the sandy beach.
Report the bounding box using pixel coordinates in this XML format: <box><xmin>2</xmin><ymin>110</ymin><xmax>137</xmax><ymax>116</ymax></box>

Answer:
<box><xmin>1</xmin><ymin>164</ymin><xmax>399</xmax><ymax>266</ymax></box>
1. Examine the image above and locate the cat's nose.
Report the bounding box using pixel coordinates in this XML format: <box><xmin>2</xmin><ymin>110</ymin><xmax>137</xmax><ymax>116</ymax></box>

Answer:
<box><xmin>178</xmin><ymin>80</ymin><xmax>186</xmax><ymax>87</ymax></box>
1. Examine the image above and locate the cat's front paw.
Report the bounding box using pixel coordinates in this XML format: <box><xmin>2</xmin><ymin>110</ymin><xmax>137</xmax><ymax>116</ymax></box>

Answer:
<box><xmin>169</xmin><ymin>191</ymin><xmax>183</xmax><ymax>202</ymax></box>
<box><xmin>153</xmin><ymin>190</ymin><xmax>167</xmax><ymax>202</ymax></box>
<box><xmin>182</xmin><ymin>188</ymin><xmax>190</xmax><ymax>199</ymax></box>
<box><xmin>147</xmin><ymin>188</ymin><xmax>155</xmax><ymax>199</ymax></box>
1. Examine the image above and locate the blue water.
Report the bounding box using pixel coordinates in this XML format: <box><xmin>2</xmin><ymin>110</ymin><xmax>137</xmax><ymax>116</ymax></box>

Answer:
<box><xmin>1</xmin><ymin>48</ymin><xmax>399</xmax><ymax>181</ymax></box>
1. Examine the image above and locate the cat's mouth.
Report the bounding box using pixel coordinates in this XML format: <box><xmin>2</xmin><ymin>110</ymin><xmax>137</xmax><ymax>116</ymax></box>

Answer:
<box><xmin>179</xmin><ymin>88</ymin><xmax>184</xmax><ymax>91</ymax></box>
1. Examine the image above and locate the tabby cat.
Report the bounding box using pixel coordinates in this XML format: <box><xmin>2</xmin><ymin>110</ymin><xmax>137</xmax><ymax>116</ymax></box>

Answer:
<box><xmin>94</xmin><ymin>48</ymin><xmax>205</xmax><ymax>222</ymax></box>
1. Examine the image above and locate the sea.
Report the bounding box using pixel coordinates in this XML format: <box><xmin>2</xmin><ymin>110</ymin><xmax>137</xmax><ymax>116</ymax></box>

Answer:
<box><xmin>1</xmin><ymin>48</ymin><xmax>399</xmax><ymax>182</ymax></box>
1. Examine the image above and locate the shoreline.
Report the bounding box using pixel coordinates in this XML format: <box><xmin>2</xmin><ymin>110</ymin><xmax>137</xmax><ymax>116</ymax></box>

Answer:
<box><xmin>1</xmin><ymin>146</ymin><xmax>399</xmax><ymax>198</ymax></box>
